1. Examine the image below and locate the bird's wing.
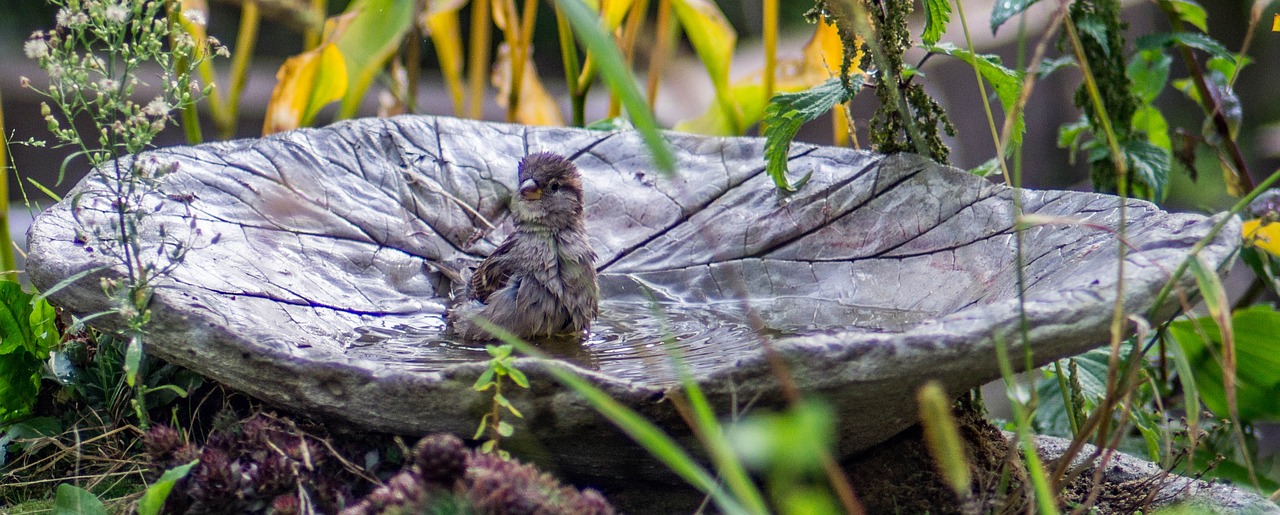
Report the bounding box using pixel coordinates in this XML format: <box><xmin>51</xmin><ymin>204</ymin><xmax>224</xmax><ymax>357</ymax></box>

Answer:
<box><xmin>469</xmin><ymin>238</ymin><xmax>517</xmax><ymax>303</ymax></box>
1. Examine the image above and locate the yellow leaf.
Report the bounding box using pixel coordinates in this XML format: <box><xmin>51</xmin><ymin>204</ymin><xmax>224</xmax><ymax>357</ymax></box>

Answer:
<box><xmin>670</xmin><ymin>0</ymin><xmax>740</xmax><ymax>132</ymax></box>
<box><xmin>421</xmin><ymin>0</ymin><xmax>467</xmax><ymax>115</ymax></box>
<box><xmin>492</xmin><ymin>44</ymin><xmax>564</xmax><ymax>126</ymax></box>
<box><xmin>1273</xmin><ymin>13</ymin><xmax>1279</xmax><ymax>32</ymax></box>
<box><xmin>262</xmin><ymin>43</ymin><xmax>348</xmax><ymax>135</ymax></box>
<box><xmin>583</xmin><ymin>0</ymin><xmax>637</xmax><ymax>30</ymax></box>
<box><xmin>675</xmin><ymin>19</ymin><xmax>862</xmax><ymax>136</ymax></box>
<box><xmin>1243</xmin><ymin>218</ymin><xmax>1280</xmax><ymax>258</ymax></box>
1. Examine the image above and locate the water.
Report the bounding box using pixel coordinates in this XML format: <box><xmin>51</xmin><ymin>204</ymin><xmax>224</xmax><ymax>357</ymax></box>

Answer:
<box><xmin>343</xmin><ymin>300</ymin><xmax>930</xmax><ymax>385</ymax></box>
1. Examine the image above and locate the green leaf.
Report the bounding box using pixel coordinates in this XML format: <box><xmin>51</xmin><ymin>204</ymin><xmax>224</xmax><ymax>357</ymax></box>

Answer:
<box><xmin>921</xmin><ymin>0</ymin><xmax>951</xmax><ymax>45</ymax></box>
<box><xmin>485</xmin><ymin>344</ymin><xmax>513</xmax><ymax>360</ymax></box>
<box><xmin>925</xmin><ymin>43</ymin><xmax>1026</xmax><ymax>149</ymax></box>
<box><xmin>124</xmin><ymin>335</ymin><xmax>143</xmax><ymax>388</ymax></box>
<box><xmin>333</xmin><ymin>0</ymin><xmax>415</xmax><ymax>119</ymax></box>
<box><xmin>480</xmin><ymin>439</ymin><xmax>496</xmax><ymax>453</ymax></box>
<box><xmin>1164</xmin><ymin>0</ymin><xmax>1208</xmax><ymax>32</ymax></box>
<box><xmin>474</xmin><ymin>414</ymin><xmax>490</xmax><ymax>439</ymax></box>
<box><xmin>990</xmin><ymin>0</ymin><xmax>1041</xmax><ymax>34</ymax></box>
<box><xmin>761</xmin><ymin>78</ymin><xmax>856</xmax><ymax>192</ymax></box>
<box><xmin>1127</xmin><ymin>49</ymin><xmax>1171</xmax><ymax>104</ymax></box>
<box><xmin>1037</xmin><ymin>56</ymin><xmax>1075</xmax><ymax>78</ymax></box>
<box><xmin>1132</xmin><ymin>105</ymin><xmax>1171</xmax><ymax>153</ymax></box>
<box><xmin>0</xmin><ymin>282</ymin><xmax>58</xmax><ymax>424</ymax></box>
<box><xmin>1169</xmin><ymin>305</ymin><xmax>1280</xmax><ymax>422</ymax></box>
<box><xmin>556</xmin><ymin>0</ymin><xmax>676</xmax><ymax>174</ymax></box>
<box><xmin>1088</xmin><ymin>137</ymin><xmax>1169</xmax><ymax>201</ymax></box>
<box><xmin>497</xmin><ymin>420</ymin><xmax>514</xmax><ymax>437</ymax></box>
<box><xmin>138</xmin><ymin>460</ymin><xmax>199</xmax><ymax>515</ymax></box>
<box><xmin>506</xmin><ymin>367</ymin><xmax>530</xmax><ymax>389</ymax></box>
<box><xmin>968</xmin><ymin>158</ymin><xmax>1002</xmax><ymax>177</ymax></box>
<box><xmin>472</xmin><ymin>368</ymin><xmax>495</xmax><ymax>390</ymax></box>
<box><xmin>54</xmin><ymin>484</ymin><xmax>108</xmax><ymax>515</ymax></box>
<box><xmin>1136</xmin><ymin>32</ymin><xmax>1233</xmax><ymax>61</ymax></box>
<box><xmin>1057</xmin><ymin>116</ymin><xmax>1090</xmax><ymax>161</ymax></box>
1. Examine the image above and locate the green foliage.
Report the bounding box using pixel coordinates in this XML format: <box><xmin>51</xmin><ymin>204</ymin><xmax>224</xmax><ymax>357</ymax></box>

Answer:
<box><xmin>473</xmin><ymin>344</ymin><xmax>529</xmax><ymax>460</ymax></box>
<box><xmin>555</xmin><ymin>0</ymin><xmax>676</xmax><ymax>174</ymax></box>
<box><xmin>1164</xmin><ymin>0</ymin><xmax>1209</xmax><ymax>32</ymax></box>
<box><xmin>0</xmin><ymin>416</ymin><xmax>61</xmax><ymax>466</ymax></box>
<box><xmin>727</xmin><ymin>400</ymin><xmax>840</xmax><ymax>514</ymax></box>
<box><xmin>989</xmin><ymin>0</ymin><xmax>1041</xmax><ymax>34</ymax></box>
<box><xmin>333</xmin><ymin>0</ymin><xmax>414</xmax><ymax>119</ymax></box>
<box><xmin>866</xmin><ymin>0</ymin><xmax>955</xmax><ymax>163</ymax></box>
<box><xmin>920</xmin><ymin>0</ymin><xmax>951</xmax><ymax>46</ymax></box>
<box><xmin>136</xmin><ymin>459</ymin><xmax>198</xmax><ymax>515</ymax></box>
<box><xmin>0</xmin><ymin>281</ymin><xmax>59</xmax><ymax>424</ymax></box>
<box><xmin>761</xmin><ymin>78</ymin><xmax>859</xmax><ymax>192</ymax></box>
<box><xmin>925</xmin><ymin>42</ymin><xmax>1026</xmax><ymax>149</ymax></box>
<box><xmin>53</xmin><ymin>484</ymin><xmax>107</xmax><ymax>515</ymax></box>
<box><xmin>1169</xmin><ymin>305</ymin><xmax>1280</xmax><ymax>422</ymax></box>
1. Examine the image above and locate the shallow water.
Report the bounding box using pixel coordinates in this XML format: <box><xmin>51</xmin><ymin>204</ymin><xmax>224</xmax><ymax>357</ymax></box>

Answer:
<box><xmin>343</xmin><ymin>300</ymin><xmax>930</xmax><ymax>385</ymax></box>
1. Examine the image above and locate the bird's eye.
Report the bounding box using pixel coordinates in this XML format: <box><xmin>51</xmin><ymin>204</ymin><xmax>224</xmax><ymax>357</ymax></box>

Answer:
<box><xmin>549</xmin><ymin>181</ymin><xmax>561</xmax><ymax>192</ymax></box>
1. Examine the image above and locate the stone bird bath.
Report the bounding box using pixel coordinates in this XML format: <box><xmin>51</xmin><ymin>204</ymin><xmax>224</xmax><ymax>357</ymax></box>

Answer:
<box><xmin>27</xmin><ymin>115</ymin><xmax>1239</xmax><ymax>479</ymax></box>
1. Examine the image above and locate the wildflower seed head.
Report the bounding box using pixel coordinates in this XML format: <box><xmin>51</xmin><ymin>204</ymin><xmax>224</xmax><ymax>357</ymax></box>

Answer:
<box><xmin>24</xmin><ymin>37</ymin><xmax>49</xmax><ymax>60</ymax></box>
<box><xmin>104</xmin><ymin>3</ymin><xmax>129</xmax><ymax>23</ymax></box>
<box><xmin>143</xmin><ymin>97</ymin><xmax>168</xmax><ymax>117</ymax></box>
<box><xmin>183</xmin><ymin>9</ymin><xmax>207</xmax><ymax>26</ymax></box>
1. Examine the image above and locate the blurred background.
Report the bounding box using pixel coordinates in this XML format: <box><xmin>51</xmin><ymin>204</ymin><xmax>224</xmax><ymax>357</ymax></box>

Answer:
<box><xmin>2</xmin><ymin>0</ymin><xmax>1277</xmax><ymax>205</ymax></box>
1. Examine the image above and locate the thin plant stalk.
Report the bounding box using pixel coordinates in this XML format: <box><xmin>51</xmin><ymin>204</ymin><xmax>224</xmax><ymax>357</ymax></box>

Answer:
<box><xmin>844</xmin><ymin>0</ymin><xmax>931</xmax><ymax>157</ymax></box>
<box><xmin>994</xmin><ymin>335</ymin><xmax>1062</xmax><ymax>514</ymax></box>
<box><xmin>0</xmin><ymin>87</ymin><xmax>13</xmax><ymax>276</ymax></box>
<box><xmin>762</xmin><ymin>0</ymin><xmax>777</xmax><ymax>101</ymax></box>
<box><xmin>406</xmin><ymin>22</ymin><xmax>422</xmax><ymax>113</ymax></box>
<box><xmin>952</xmin><ymin>0</ymin><xmax>1009</xmax><ymax>185</ymax></box>
<box><xmin>1156</xmin><ymin>1</ymin><xmax>1254</xmax><ymax>191</ymax></box>
<box><xmin>304</xmin><ymin>0</ymin><xmax>327</xmax><ymax>49</ymax></box>
<box><xmin>220</xmin><ymin>0</ymin><xmax>260</xmax><ymax>138</ymax></box>
<box><xmin>609</xmin><ymin>0</ymin><xmax>648</xmax><ymax>119</ymax></box>
<box><xmin>554</xmin><ymin>1</ymin><xmax>586</xmax><ymax>126</ymax></box>
<box><xmin>467</xmin><ymin>0</ymin><xmax>493</xmax><ymax>119</ymax></box>
<box><xmin>645</xmin><ymin>0</ymin><xmax>676</xmax><ymax>108</ymax></box>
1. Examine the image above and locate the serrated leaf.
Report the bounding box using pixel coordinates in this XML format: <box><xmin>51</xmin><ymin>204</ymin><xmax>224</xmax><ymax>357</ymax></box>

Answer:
<box><xmin>922</xmin><ymin>0</ymin><xmax>950</xmax><ymax>45</ymax></box>
<box><xmin>762</xmin><ymin>78</ymin><xmax>854</xmax><ymax>191</ymax></box>
<box><xmin>1165</xmin><ymin>0</ymin><xmax>1208</xmax><ymax>32</ymax></box>
<box><xmin>926</xmin><ymin>43</ymin><xmax>1025</xmax><ymax>150</ymax></box>
<box><xmin>1127</xmin><ymin>49</ymin><xmax>1171</xmax><ymax>104</ymax></box>
<box><xmin>1089</xmin><ymin>137</ymin><xmax>1170</xmax><ymax>201</ymax></box>
<box><xmin>1136</xmin><ymin>32</ymin><xmax>1233</xmax><ymax>60</ymax></box>
<box><xmin>990</xmin><ymin>0</ymin><xmax>1041</xmax><ymax>34</ymax></box>
<box><xmin>138</xmin><ymin>460</ymin><xmax>199</xmax><ymax>515</ymax></box>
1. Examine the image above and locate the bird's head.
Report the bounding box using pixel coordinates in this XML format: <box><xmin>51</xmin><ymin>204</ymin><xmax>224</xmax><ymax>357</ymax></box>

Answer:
<box><xmin>511</xmin><ymin>152</ymin><xmax>586</xmax><ymax>229</ymax></box>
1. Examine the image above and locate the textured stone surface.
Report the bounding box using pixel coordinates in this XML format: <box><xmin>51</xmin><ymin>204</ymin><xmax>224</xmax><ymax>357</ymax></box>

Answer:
<box><xmin>27</xmin><ymin>115</ymin><xmax>1239</xmax><ymax>479</ymax></box>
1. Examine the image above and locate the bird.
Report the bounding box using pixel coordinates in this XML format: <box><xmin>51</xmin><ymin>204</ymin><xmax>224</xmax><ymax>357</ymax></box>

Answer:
<box><xmin>447</xmin><ymin>152</ymin><xmax>599</xmax><ymax>341</ymax></box>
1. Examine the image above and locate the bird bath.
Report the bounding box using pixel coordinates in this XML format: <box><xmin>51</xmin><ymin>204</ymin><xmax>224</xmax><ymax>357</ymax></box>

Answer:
<box><xmin>26</xmin><ymin>115</ymin><xmax>1239</xmax><ymax>479</ymax></box>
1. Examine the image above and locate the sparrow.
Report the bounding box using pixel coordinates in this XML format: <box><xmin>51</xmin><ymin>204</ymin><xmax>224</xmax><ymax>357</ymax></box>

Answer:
<box><xmin>448</xmin><ymin>152</ymin><xmax>599</xmax><ymax>341</ymax></box>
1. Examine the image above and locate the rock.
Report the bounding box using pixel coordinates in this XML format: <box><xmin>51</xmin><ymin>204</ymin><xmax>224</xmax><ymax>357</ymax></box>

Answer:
<box><xmin>26</xmin><ymin>115</ymin><xmax>1239</xmax><ymax>480</ymax></box>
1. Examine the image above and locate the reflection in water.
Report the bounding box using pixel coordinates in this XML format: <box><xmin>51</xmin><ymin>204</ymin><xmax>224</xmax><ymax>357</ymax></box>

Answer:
<box><xmin>343</xmin><ymin>300</ymin><xmax>929</xmax><ymax>385</ymax></box>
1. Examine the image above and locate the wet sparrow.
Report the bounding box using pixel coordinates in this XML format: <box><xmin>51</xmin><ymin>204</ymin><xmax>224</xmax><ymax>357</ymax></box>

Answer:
<box><xmin>448</xmin><ymin>152</ymin><xmax>599</xmax><ymax>340</ymax></box>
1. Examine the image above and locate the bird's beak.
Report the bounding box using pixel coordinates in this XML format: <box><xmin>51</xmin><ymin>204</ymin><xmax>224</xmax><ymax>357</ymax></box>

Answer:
<box><xmin>519</xmin><ymin>178</ymin><xmax>542</xmax><ymax>200</ymax></box>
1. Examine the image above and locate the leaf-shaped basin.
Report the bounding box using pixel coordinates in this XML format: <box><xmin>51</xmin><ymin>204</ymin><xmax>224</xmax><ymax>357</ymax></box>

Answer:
<box><xmin>27</xmin><ymin>116</ymin><xmax>1238</xmax><ymax>477</ymax></box>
